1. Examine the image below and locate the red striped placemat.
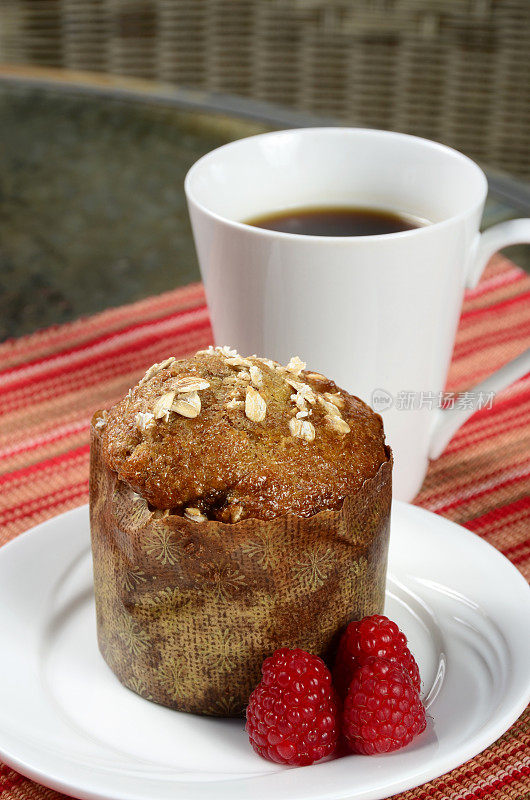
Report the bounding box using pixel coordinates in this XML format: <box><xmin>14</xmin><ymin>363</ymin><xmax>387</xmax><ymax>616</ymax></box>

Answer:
<box><xmin>0</xmin><ymin>256</ymin><xmax>529</xmax><ymax>800</ymax></box>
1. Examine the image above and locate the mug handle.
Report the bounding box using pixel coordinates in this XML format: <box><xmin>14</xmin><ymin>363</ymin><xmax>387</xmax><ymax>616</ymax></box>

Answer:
<box><xmin>429</xmin><ymin>217</ymin><xmax>530</xmax><ymax>460</ymax></box>
<box><xmin>466</xmin><ymin>218</ymin><xmax>530</xmax><ymax>289</ymax></box>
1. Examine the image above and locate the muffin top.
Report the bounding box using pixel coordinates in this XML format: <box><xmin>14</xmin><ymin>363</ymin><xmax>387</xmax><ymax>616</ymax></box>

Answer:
<box><xmin>95</xmin><ymin>346</ymin><xmax>389</xmax><ymax>522</ymax></box>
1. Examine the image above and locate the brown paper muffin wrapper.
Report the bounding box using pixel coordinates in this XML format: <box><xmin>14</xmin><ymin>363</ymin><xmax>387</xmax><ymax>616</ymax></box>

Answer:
<box><xmin>89</xmin><ymin>424</ymin><xmax>392</xmax><ymax>717</ymax></box>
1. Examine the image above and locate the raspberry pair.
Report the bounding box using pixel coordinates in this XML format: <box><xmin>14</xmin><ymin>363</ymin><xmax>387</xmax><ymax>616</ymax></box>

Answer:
<box><xmin>246</xmin><ymin>615</ymin><xmax>426</xmax><ymax>766</ymax></box>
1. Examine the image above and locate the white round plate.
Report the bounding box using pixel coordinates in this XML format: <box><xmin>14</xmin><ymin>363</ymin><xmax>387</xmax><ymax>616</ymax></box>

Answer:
<box><xmin>0</xmin><ymin>502</ymin><xmax>529</xmax><ymax>800</ymax></box>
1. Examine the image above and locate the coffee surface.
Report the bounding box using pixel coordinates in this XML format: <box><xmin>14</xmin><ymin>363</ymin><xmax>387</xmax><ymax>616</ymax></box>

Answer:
<box><xmin>246</xmin><ymin>206</ymin><xmax>422</xmax><ymax>236</ymax></box>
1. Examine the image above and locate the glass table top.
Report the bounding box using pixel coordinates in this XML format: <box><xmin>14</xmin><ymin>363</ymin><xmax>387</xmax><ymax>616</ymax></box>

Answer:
<box><xmin>1</xmin><ymin>68</ymin><xmax>528</xmax><ymax>341</ymax></box>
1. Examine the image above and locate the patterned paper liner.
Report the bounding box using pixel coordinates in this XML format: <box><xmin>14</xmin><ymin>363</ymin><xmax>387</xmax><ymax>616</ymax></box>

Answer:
<box><xmin>89</xmin><ymin>423</ymin><xmax>392</xmax><ymax>716</ymax></box>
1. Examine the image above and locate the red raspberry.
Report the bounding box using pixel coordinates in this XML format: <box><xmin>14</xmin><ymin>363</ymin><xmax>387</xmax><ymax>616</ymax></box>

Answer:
<box><xmin>333</xmin><ymin>614</ymin><xmax>421</xmax><ymax>698</ymax></box>
<box><xmin>342</xmin><ymin>656</ymin><xmax>426</xmax><ymax>754</ymax></box>
<box><xmin>245</xmin><ymin>648</ymin><xmax>340</xmax><ymax>766</ymax></box>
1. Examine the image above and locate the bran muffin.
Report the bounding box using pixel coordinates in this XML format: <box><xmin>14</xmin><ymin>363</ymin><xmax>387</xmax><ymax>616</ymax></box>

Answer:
<box><xmin>90</xmin><ymin>346</ymin><xmax>392</xmax><ymax>716</ymax></box>
<box><xmin>99</xmin><ymin>346</ymin><xmax>388</xmax><ymax>521</ymax></box>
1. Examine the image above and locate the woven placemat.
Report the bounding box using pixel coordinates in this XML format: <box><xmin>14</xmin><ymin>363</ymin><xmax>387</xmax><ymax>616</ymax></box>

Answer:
<box><xmin>0</xmin><ymin>256</ymin><xmax>528</xmax><ymax>799</ymax></box>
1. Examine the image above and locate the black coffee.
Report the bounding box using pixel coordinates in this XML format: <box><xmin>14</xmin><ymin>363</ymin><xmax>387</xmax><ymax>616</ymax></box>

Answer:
<box><xmin>246</xmin><ymin>206</ymin><xmax>422</xmax><ymax>236</ymax></box>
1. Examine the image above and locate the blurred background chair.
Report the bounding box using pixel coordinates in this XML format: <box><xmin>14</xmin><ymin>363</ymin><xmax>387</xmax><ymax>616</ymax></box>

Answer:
<box><xmin>0</xmin><ymin>0</ymin><xmax>529</xmax><ymax>339</ymax></box>
<box><xmin>1</xmin><ymin>0</ymin><xmax>529</xmax><ymax>177</ymax></box>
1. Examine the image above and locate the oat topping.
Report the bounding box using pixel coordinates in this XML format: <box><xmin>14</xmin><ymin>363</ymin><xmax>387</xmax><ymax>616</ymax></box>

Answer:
<box><xmin>324</xmin><ymin>414</ymin><xmax>351</xmax><ymax>434</ymax></box>
<box><xmin>153</xmin><ymin>391</ymin><xmax>177</xmax><ymax>421</ymax></box>
<box><xmin>130</xmin><ymin>348</ymin><xmax>352</xmax><ymax>440</ymax></box>
<box><xmin>323</xmin><ymin>392</ymin><xmax>345</xmax><ymax>410</ymax></box>
<box><xmin>245</xmin><ymin>386</ymin><xmax>267</xmax><ymax>422</ymax></box>
<box><xmin>231</xmin><ymin>505</ymin><xmax>244</xmax><ymax>523</ymax></box>
<box><xmin>289</xmin><ymin>417</ymin><xmax>316</xmax><ymax>442</ymax></box>
<box><xmin>258</xmin><ymin>357</ymin><xmax>280</xmax><ymax>369</ymax></box>
<box><xmin>291</xmin><ymin>392</ymin><xmax>307</xmax><ymax>411</ymax></box>
<box><xmin>226</xmin><ymin>355</ymin><xmax>253</xmax><ymax>368</ymax></box>
<box><xmin>173</xmin><ymin>376</ymin><xmax>210</xmax><ymax>393</ymax></box>
<box><xmin>184</xmin><ymin>506</ymin><xmax>208</xmax><ymax>522</ymax></box>
<box><xmin>94</xmin><ymin>411</ymin><xmax>108</xmax><ymax>430</ymax></box>
<box><xmin>198</xmin><ymin>344</ymin><xmax>239</xmax><ymax>358</ymax></box>
<box><xmin>139</xmin><ymin>357</ymin><xmax>176</xmax><ymax>385</ymax></box>
<box><xmin>285</xmin><ymin>356</ymin><xmax>306</xmax><ymax>376</ymax></box>
<box><xmin>318</xmin><ymin>396</ymin><xmax>342</xmax><ymax>416</ymax></box>
<box><xmin>98</xmin><ymin>345</ymin><xmax>388</xmax><ymax>523</ymax></box>
<box><xmin>216</xmin><ymin>345</ymin><xmax>238</xmax><ymax>358</ymax></box>
<box><xmin>250</xmin><ymin>365</ymin><xmax>263</xmax><ymax>388</ymax></box>
<box><xmin>172</xmin><ymin>392</ymin><xmax>201</xmax><ymax>418</ymax></box>
<box><xmin>136</xmin><ymin>411</ymin><xmax>155</xmax><ymax>430</ymax></box>
<box><xmin>287</xmin><ymin>379</ymin><xmax>316</xmax><ymax>404</ymax></box>
<box><xmin>226</xmin><ymin>398</ymin><xmax>245</xmax><ymax>410</ymax></box>
<box><xmin>306</xmin><ymin>371</ymin><xmax>327</xmax><ymax>383</ymax></box>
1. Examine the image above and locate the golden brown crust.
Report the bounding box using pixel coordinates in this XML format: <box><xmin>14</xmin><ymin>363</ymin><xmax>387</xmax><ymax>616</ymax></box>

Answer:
<box><xmin>96</xmin><ymin>347</ymin><xmax>389</xmax><ymax>521</ymax></box>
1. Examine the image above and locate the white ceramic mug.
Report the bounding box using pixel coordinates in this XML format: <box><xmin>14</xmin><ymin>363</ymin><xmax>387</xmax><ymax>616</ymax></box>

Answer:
<box><xmin>185</xmin><ymin>128</ymin><xmax>530</xmax><ymax>501</ymax></box>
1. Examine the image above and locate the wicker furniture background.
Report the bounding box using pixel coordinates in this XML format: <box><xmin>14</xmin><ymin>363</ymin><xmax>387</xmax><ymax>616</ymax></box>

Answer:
<box><xmin>1</xmin><ymin>0</ymin><xmax>529</xmax><ymax>178</ymax></box>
